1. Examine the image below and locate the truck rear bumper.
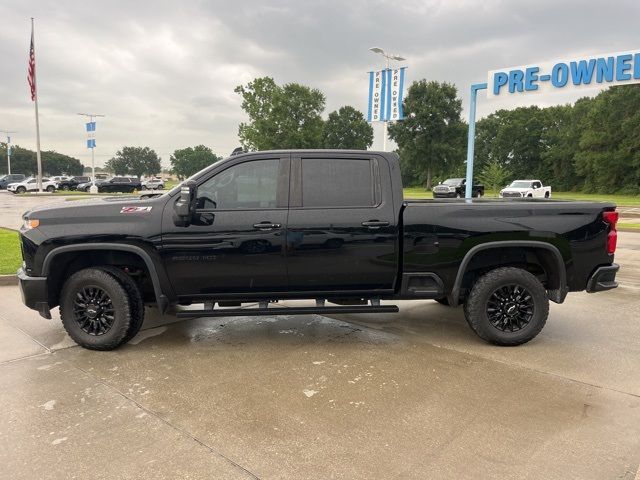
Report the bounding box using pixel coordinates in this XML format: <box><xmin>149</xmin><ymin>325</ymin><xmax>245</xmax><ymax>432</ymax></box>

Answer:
<box><xmin>17</xmin><ymin>268</ymin><xmax>51</xmax><ymax>319</ymax></box>
<box><xmin>586</xmin><ymin>264</ymin><xmax>619</xmax><ymax>293</ymax></box>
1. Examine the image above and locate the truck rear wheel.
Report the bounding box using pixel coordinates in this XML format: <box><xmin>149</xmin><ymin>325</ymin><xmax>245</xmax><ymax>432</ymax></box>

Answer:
<box><xmin>98</xmin><ymin>266</ymin><xmax>145</xmax><ymax>343</ymax></box>
<box><xmin>59</xmin><ymin>268</ymin><xmax>132</xmax><ymax>350</ymax></box>
<box><xmin>463</xmin><ymin>267</ymin><xmax>548</xmax><ymax>346</ymax></box>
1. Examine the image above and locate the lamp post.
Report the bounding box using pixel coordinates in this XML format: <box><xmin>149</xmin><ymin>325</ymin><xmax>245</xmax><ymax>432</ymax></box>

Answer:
<box><xmin>1</xmin><ymin>130</ymin><xmax>17</xmax><ymax>175</ymax></box>
<box><xmin>77</xmin><ymin>113</ymin><xmax>105</xmax><ymax>193</ymax></box>
<box><xmin>369</xmin><ymin>47</ymin><xmax>406</xmax><ymax>151</ymax></box>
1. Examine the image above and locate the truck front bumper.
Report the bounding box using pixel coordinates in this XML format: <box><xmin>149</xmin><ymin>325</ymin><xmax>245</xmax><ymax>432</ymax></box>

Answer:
<box><xmin>586</xmin><ymin>264</ymin><xmax>619</xmax><ymax>293</ymax></box>
<box><xmin>433</xmin><ymin>192</ymin><xmax>458</xmax><ymax>198</ymax></box>
<box><xmin>17</xmin><ymin>268</ymin><xmax>51</xmax><ymax>319</ymax></box>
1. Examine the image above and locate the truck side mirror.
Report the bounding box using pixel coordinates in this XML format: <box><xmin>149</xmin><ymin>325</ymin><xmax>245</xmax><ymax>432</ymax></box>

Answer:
<box><xmin>173</xmin><ymin>180</ymin><xmax>197</xmax><ymax>227</ymax></box>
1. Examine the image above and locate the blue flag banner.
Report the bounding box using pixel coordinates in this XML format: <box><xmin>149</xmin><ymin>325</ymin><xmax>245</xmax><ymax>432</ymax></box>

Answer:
<box><xmin>87</xmin><ymin>139</ymin><xmax>96</xmax><ymax>148</ymax></box>
<box><xmin>367</xmin><ymin>67</ymin><xmax>407</xmax><ymax>122</ymax></box>
<box><xmin>86</xmin><ymin>122</ymin><xmax>96</xmax><ymax>132</ymax></box>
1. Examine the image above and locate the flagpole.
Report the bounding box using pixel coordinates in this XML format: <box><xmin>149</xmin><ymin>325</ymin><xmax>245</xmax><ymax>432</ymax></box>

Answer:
<box><xmin>31</xmin><ymin>18</ymin><xmax>43</xmax><ymax>193</ymax></box>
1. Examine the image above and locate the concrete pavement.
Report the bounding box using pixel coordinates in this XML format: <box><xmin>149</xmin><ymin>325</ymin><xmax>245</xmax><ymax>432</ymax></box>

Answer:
<box><xmin>0</xmin><ymin>233</ymin><xmax>639</xmax><ymax>479</ymax></box>
<box><xmin>1</xmin><ymin>190</ymin><xmax>640</xmax><ymax>478</ymax></box>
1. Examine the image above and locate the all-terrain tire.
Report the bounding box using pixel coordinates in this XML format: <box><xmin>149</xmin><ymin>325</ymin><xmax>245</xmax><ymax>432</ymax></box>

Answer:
<box><xmin>60</xmin><ymin>268</ymin><xmax>132</xmax><ymax>350</ymax></box>
<box><xmin>463</xmin><ymin>267</ymin><xmax>548</xmax><ymax>346</ymax></box>
<box><xmin>98</xmin><ymin>266</ymin><xmax>145</xmax><ymax>343</ymax></box>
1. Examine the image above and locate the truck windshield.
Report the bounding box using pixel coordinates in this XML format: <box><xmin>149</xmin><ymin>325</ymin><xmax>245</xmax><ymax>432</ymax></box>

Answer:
<box><xmin>443</xmin><ymin>178</ymin><xmax>463</xmax><ymax>185</ymax></box>
<box><xmin>509</xmin><ymin>181</ymin><xmax>533</xmax><ymax>188</ymax></box>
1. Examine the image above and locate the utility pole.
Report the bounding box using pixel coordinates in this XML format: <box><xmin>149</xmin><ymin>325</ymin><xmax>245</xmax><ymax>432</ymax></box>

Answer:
<box><xmin>77</xmin><ymin>113</ymin><xmax>105</xmax><ymax>193</ymax></box>
<box><xmin>1</xmin><ymin>130</ymin><xmax>17</xmax><ymax>174</ymax></box>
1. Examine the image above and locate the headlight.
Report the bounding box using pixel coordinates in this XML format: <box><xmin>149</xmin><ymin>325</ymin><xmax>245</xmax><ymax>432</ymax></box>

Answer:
<box><xmin>22</xmin><ymin>217</ymin><xmax>40</xmax><ymax>229</ymax></box>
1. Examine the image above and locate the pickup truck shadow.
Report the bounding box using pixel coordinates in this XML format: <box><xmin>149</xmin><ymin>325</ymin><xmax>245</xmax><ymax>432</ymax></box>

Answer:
<box><xmin>130</xmin><ymin>302</ymin><xmax>473</xmax><ymax>348</ymax></box>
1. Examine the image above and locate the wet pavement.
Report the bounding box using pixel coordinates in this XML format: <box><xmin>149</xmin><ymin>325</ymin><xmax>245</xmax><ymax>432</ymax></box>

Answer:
<box><xmin>1</xmin><ymin>191</ymin><xmax>640</xmax><ymax>478</ymax></box>
<box><xmin>0</xmin><ymin>233</ymin><xmax>639</xmax><ymax>478</ymax></box>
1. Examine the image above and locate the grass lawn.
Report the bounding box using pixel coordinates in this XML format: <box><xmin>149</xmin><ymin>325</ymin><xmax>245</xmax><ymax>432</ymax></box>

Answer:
<box><xmin>402</xmin><ymin>187</ymin><xmax>640</xmax><ymax>206</ymax></box>
<box><xmin>0</xmin><ymin>228</ymin><xmax>21</xmax><ymax>275</ymax></box>
<box><xmin>619</xmin><ymin>222</ymin><xmax>640</xmax><ymax>229</ymax></box>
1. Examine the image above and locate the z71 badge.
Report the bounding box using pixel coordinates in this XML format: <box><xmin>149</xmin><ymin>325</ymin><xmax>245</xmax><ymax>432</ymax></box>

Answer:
<box><xmin>120</xmin><ymin>206</ymin><xmax>153</xmax><ymax>213</ymax></box>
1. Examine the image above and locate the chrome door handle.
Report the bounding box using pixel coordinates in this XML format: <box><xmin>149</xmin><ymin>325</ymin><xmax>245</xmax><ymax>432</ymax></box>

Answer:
<box><xmin>253</xmin><ymin>222</ymin><xmax>281</xmax><ymax>230</ymax></box>
<box><xmin>361</xmin><ymin>221</ymin><xmax>390</xmax><ymax>229</ymax></box>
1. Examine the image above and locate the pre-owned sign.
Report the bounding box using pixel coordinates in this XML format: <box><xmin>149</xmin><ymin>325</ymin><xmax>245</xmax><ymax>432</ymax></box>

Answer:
<box><xmin>487</xmin><ymin>50</ymin><xmax>640</xmax><ymax>98</ymax></box>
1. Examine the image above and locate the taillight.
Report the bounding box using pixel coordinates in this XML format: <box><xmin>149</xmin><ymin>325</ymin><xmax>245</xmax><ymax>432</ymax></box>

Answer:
<box><xmin>603</xmin><ymin>210</ymin><xmax>619</xmax><ymax>254</ymax></box>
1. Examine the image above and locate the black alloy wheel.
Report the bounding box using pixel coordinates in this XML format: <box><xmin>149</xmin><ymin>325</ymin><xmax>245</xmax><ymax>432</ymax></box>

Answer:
<box><xmin>60</xmin><ymin>268</ymin><xmax>132</xmax><ymax>350</ymax></box>
<box><xmin>72</xmin><ymin>286</ymin><xmax>115</xmax><ymax>335</ymax></box>
<box><xmin>463</xmin><ymin>267</ymin><xmax>549</xmax><ymax>346</ymax></box>
<box><xmin>486</xmin><ymin>284</ymin><xmax>534</xmax><ymax>332</ymax></box>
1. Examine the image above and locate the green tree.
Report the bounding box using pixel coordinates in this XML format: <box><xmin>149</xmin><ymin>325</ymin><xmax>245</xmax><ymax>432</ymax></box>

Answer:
<box><xmin>107</xmin><ymin>146</ymin><xmax>161</xmax><ymax>178</ymax></box>
<box><xmin>323</xmin><ymin>106</ymin><xmax>373</xmax><ymax>150</ymax></box>
<box><xmin>478</xmin><ymin>159</ymin><xmax>511</xmax><ymax>196</ymax></box>
<box><xmin>170</xmin><ymin>145</ymin><xmax>222</xmax><ymax>179</ymax></box>
<box><xmin>574</xmin><ymin>85</ymin><xmax>640</xmax><ymax>193</ymax></box>
<box><xmin>104</xmin><ymin>156</ymin><xmax>129</xmax><ymax>176</ymax></box>
<box><xmin>387</xmin><ymin>80</ymin><xmax>467</xmax><ymax>189</ymax></box>
<box><xmin>235</xmin><ymin>77</ymin><xmax>325</xmax><ymax>150</ymax></box>
<box><xmin>0</xmin><ymin>144</ymin><xmax>83</xmax><ymax>176</ymax></box>
<box><xmin>474</xmin><ymin>106</ymin><xmax>547</xmax><ymax>181</ymax></box>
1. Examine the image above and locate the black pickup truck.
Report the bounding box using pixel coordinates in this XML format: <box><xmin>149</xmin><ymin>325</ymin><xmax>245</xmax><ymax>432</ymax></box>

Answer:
<box><xmin>433</xmin><ymin>178</ymin><xmax>484</xmax><ymax>198</ymax></box>
<box><xmin>17</xmin><ymin>150</ymin><xmax>619</xmax><ymax>350</ymax></box>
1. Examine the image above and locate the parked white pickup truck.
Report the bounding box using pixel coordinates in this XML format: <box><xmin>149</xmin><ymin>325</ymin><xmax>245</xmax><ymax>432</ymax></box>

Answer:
<box><xmin>500</xmin><ymin>180</ymin><xmax>551</xmax><ymax>198</ymax></box>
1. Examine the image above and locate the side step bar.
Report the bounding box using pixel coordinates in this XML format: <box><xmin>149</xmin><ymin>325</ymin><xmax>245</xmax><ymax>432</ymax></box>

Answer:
<box><xmin>176</xmin><ymin>305</ymin><xmax>399</xmax><ymax>319</ymax></box>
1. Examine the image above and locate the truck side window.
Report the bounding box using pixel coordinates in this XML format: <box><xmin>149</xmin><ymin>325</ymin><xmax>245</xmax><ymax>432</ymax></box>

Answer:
<box><xmin>301</xmin><ymin>158</ymin><xmax>375</xmax><ymax>208</ymax></box>
<box><xmin>198</xmin><ymin>159</ymin><xmax>279</xmax><ymax>210</ymax></box>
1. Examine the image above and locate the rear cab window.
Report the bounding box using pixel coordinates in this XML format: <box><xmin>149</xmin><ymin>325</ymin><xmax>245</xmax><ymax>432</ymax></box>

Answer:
<box><xmin>298</xmin><ymin>157</ymin><xmax>379</xmax><ymax>208</ymax></box>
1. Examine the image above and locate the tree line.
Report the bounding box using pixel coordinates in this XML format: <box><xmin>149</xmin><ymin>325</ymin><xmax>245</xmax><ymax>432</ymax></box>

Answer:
<box><xmin>395</xmin><ymin>82</ymin><xmax>640</xmax><ymax>193</ymax></box>
<box><xmin>0</xmin><ymin>144</ymin><xmax>84</xmax><ymax>176</ymax></box>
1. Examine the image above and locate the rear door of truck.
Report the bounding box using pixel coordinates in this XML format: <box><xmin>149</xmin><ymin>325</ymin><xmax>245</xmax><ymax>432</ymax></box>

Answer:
<box><xmin>286</xmin><ymin>152</ymin><xmax>399</xmax><ymax>293</ymax></box>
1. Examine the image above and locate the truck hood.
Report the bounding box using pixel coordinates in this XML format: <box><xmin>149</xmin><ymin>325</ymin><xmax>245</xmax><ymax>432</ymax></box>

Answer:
<box><xmin>22</xmin><ymin>194</ymin><xmax>169</xmax><ymax>238</ymax></box>
<box><xmin>501</xmin><ymin>187</ymin><xmax>530</xmax><ymax>193</ymax></box>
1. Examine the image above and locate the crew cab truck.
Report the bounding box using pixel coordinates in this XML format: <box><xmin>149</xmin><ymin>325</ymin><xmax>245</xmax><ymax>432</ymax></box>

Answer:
<box><xmin>500</xmin><ymin>180</ymin><xmax>551</xmax><ymax>198</ymax></box>
<box><xmin>17</xmin><ymin>150</ymin><xmax>620</xmax><ymax>350</ymax></box>
<box><xmin>433</xmin><ymin>178</ymin><xmax>484</xmax><ymax>198</ymax></box>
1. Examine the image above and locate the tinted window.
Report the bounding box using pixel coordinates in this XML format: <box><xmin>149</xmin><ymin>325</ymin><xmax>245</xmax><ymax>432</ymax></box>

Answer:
<box><xmin>302</xmin><ymin>158</ymin><xmax>374</xmax><ymax>208</ymax></box>
<box><xmin>198</xmin><ymin>159</ymin><xmax>279</xmax><ymax>210</ymax></box>
<box><xmin>533</xmin><ymin>181</ymin><xmax>542</xmax><ymax>188</ymax></box>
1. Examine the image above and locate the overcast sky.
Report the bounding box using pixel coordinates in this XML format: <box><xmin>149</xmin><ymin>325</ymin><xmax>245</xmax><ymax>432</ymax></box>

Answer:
<box><xmin>0</xmin><ymin>0</ymin><xmax>638</xmax><ymax>168</ymax></box>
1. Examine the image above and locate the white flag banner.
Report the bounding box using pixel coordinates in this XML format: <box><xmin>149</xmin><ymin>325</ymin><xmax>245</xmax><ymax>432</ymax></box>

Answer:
<box><xmin>368</xmin><ymin>67</ymin><xmax>406</xmax><ymax>122</ymax></box>
<box><xmin>389</xmin><ymin>67</ymin><xmax>406</xmax><ymax>121</ymax></box>
<box><xmin>367</xmin><ymin>70</ymin><xmax>385</xmax><ymax>122</ymax></box>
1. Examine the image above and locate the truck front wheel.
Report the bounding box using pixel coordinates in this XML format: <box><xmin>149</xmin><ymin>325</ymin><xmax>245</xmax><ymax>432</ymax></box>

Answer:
<box><xmin>59</xmin><ymin>268</ymin><xmax>132</xmax><ymax>350</ymax></box>
<box><xmin>98</xmin><ymin>266</ymin><xmax>145</xmax><ymax>343</ymax></box>
<box><xmin>463</xmin><ymin>267</ymin><xmax>548</xmax><ymax>346</ymax></box>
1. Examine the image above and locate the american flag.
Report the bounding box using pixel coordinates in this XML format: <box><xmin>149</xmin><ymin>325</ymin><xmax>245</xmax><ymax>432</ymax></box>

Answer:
<box><xmin>27</xmin><ymin>26</ymin><xmax>36</xmax><ymax>101</ymax></box>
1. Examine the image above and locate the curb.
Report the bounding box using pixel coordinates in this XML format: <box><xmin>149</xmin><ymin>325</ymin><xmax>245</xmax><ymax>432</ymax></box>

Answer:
<box><xmin>0</xmin><ymin>275</ymin><xmax>18</xmax><ymax>286</ymax></box>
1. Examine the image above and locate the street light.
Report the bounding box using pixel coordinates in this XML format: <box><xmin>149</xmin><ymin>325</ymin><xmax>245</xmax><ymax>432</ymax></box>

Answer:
<box><xmin>77</xmin><ymin>113</ymin><xmax>105</xmax><ymax>193</ymax></box>
<box><xmin>369</xmin><ymin>47</ymin><xmax>406</xmax><ymax>69</ymax></box>
<box><xmin>369</xmin><ymin>47</ymin><xmax>406</xmax><ymax>151</ymax></box>
<box><xmin>0</xmin><ymin>129</ymin><xmax>17</xmax><ymax>174</ymax></box>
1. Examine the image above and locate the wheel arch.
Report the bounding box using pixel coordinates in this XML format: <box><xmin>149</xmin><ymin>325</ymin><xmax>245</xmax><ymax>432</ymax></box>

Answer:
<box><xmin>42</xmin><ymin>243</ymin><xmax>169</xmax><ymax>312</ymax></box>
<box><xmin>450</xmin><ymin>241</ymin><xmax>568</xmax><ymax>306</ymax></box>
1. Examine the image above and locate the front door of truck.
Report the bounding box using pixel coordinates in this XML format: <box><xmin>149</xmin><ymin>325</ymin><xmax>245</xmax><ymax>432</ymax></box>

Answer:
<box><xmin>161</xmin><ymin>155</ymin><xmax>290</xmax><ymax>298</ymax></box>
<box><xmin>286</xmin><ymin>153</ymin><xmax>399</xmax><ymax>293</ymax></box>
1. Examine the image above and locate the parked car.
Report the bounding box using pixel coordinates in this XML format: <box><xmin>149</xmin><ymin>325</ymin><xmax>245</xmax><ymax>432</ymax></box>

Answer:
<box><xmin>97</xmin><ymin>176</ymin><xmax>142</xmax><ymax>193</ymax></box>
<box><xmin>7</xmin><ymin>177</ymin><xmax>56</xmax><ymax>193</ymax></box>
<box><xmin>76</xmin><ymin>178</ymin><xmax>106</xmax><ymax>192</ymax></box>
<box><xmin>17</xmin><ymin>150</ymin><xmax>619</xmax><ymax>351</ymax></box>
<box><xmin>77</xmin><ymin>177</ymin><xmax>141</xmax><ymax>193</ymax></box>
<box><xmin>57</xmin><ymin>176</ymin><xmax>90</xmax><ymax>191</ymax></box>
<box><xmin>0</xmin><ymin>174</ymin><xmax>26</xmax><ymax>189</ymax></box>
<box><xmin>433</xmin><ymin>178</ymin><xmax>484</xmax><ymax>198</ymax></box>
<box><xmin>141</xmin><ymin>177</ymin><xmax>165</xmax><ymax>190</ymax></box>
<box><xmin>500</xmin><ymin>180</ymin><xmax>551</xmax><ymax>198</ymax></box>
